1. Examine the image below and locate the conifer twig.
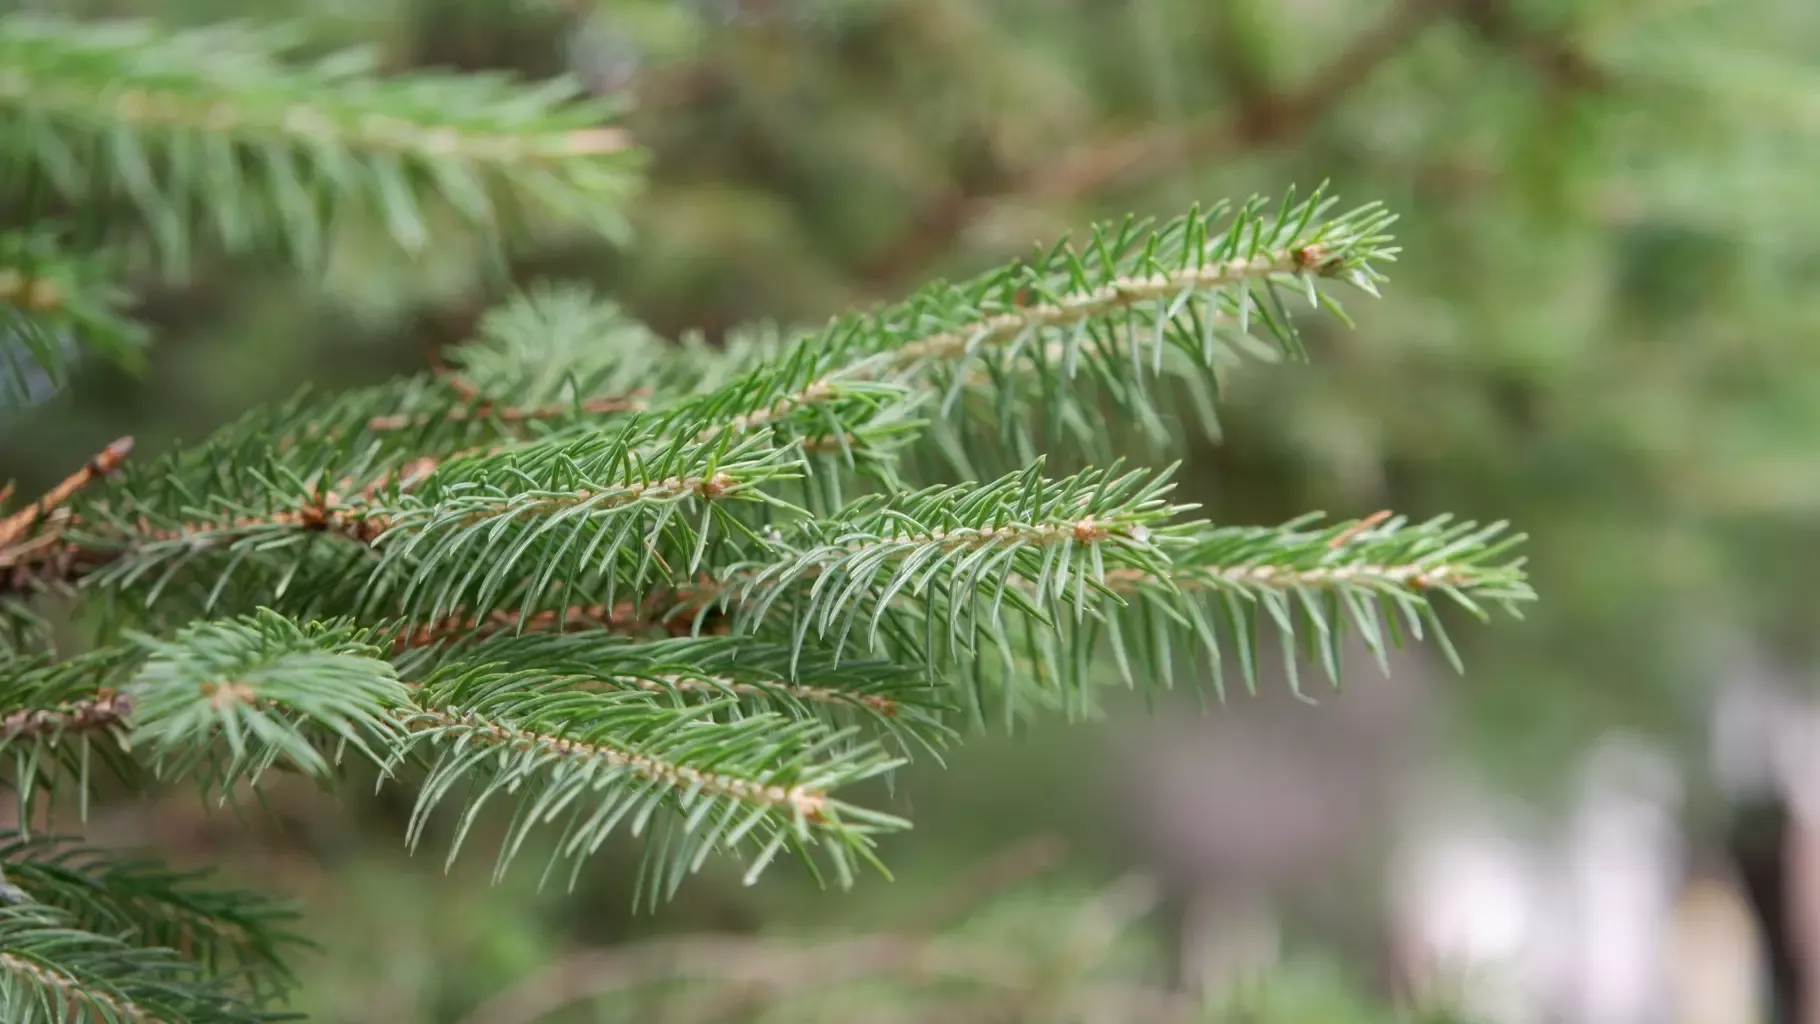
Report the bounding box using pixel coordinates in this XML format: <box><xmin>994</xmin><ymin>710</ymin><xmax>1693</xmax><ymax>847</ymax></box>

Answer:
<box><xmin>0</xmin><ymin>437</ymin><xmax>133</xmax><ymax>551</ymax></box>
<box><xmin>709</xmin><ymin>206</ymin><xmax>1375</xmax><ymax>447</ymax></box>
<box><xmin>402</xmin><ymin>705</ymin><xmax>832</xmax><ymax>820</ymax></box>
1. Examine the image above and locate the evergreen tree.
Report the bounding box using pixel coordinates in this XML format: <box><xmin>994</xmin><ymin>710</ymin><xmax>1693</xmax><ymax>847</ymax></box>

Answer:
<box><xmin>0</xmin><ymin>9</ymin><xmax>1532</xmax><ymax>1021</ymax></box>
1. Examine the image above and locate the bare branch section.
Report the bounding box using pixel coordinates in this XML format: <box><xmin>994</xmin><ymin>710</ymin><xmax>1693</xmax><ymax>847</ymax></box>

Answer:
<box><xmin>0</xmin><ymin>437</ymin><xmax>133</xmax><ymax>550</ymax></box>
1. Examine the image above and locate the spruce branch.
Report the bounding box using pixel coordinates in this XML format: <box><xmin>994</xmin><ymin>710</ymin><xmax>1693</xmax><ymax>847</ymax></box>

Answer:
<box><xmin>0</xmin><ymin>166</ymin><xmax>1540</xmax><ymax>932</ymax></box>
<box><xmin>0</xmin><ymin>831</ymin><xmax>305</xmax><ymax>1000</ymax></box>
<box><xmin>0</xmin><ymin>904</ymin><xmax>272</xmax><ymax>1024</ymax></box>
<box><xmin>426</xmin><ymin>285</ymin><xmax>687</xmax><ymax>417</ymax></box>
<box><xmin>0</xmin><ymin>648</ymin><xmax>143</xmax><ymax>814</ymax></box>
<box><xmin>400</xmin><ymin>670</ymin><xmax>908</xmax><ymax>900</ymax></box>
<box><xmin>124</xmin><ymin>611</ymin><xmax>409</xmax><ymax>789</ymax></box>
<box><xmin>685</xmin><ymin>505</ymin><xmax>1530</xmax><ymax>709</ymax></box>
<box><xmin>362</xmin><ymin>427</ymin><xmax>802</xmax><ymax>629</ymax></box>
<box><xmin>2</xmin><ymin>624</ymin><xmax>925</xmax><ymax>901</ymax></box>
<box><xmin>39</xmin><ymin>420</ymin><xmax>799</xmax><ymax>629</ymax></box>
<box><xmin>1138</xmin><ymin>513</ymin><xmax>1530</xmax><ymax>602</ymax></box>
<box><xmin>682</xmin><ymin>189</ymin><xmax>1396</xmax><ymax>466</ymax></box>
<box><xmin>403</xmin><ymin>634</ymin><xmax>951</xmax><ymax>755</ymax></box>
<box><xmin>727</xmin><ymin>461</ymin><xmax>1188</xmax><ymax>664</ymax></box>
<box><xmin>0</xmin><ymin>15</ymin><xmax>641</xmax><ymax>268</ymax></box>
<box><xmin>1057</xmin><ymin>512</ymin><xmax>1533</xmax><ymax>697</ymax></box>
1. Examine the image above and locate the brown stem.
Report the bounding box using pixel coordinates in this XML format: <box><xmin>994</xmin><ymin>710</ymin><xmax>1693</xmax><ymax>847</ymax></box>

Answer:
<box><xmin>1</xmin><ymin>689</ymin><xmax>135</xmax><ymax>741</ymax></box>
<box><xmin>857</xmin><ymin>0</ymin><xmax>1450</xmax><ymax>289</ymax></box>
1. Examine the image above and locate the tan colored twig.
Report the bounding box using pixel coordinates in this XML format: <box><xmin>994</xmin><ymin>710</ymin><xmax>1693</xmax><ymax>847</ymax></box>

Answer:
<box><xmin>0</xmin><ymin>437</ymin><xmax>133</xmax><ymax>551</ymax></box>
<box><xmin>1328</xmin><ymin>509</ymin><xmax>1392</xmax><ymax>549</ymax></box>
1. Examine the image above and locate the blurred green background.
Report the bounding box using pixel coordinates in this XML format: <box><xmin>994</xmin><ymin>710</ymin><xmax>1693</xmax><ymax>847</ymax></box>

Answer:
<box><xmin>4</xmin><ymin>0</ymin><xmax>1818</xmax><ymax>1020</ymax></box>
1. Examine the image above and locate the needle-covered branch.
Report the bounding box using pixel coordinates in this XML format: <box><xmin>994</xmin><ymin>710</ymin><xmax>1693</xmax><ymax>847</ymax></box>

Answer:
<box><xmin>124</xmin><ymin>612</ymin><xmax>410</xmax><ymax>793</ymax></box>
<box><xmin>400</xmin><ymin>634</ymin><xmax>952</xmax><ymax>757</ymax></box>
<box><xmin>0</xmin><ymin>181</ymin><xmax>1536</xmax><ymax>938</ymax></box>
<box><xmin>401</xmin><ymin>669</ymin><xmax>908</xmax><ymax>903</ymax></box>
<box><xmin>1033</xmin><ymin>512</ymin><xmax>1532</xmax><ymax>698</ymax></box>
<box><xmin>1</xmin><ymin>648</ymin><xmax>143</xmax><ymax>811</ymax></box>
<box><xmin>0</xmin><ymin>15</ymin><xmax>640</xmax><ymax>268</ymax></box>
<box><xmin>672</xmin><ymin>188</ymin><xmax>1395</xmax><ymax>470</ymax></box>
<box><xmin>0</xmin><ymin>831</ymin><xmax>304</xmax><ymax>1001</ymax></box>
<box><xmin>0</xmin><ymin>903</ymin><xmax>274</xmax><ymax>1024</ymax></box>
<box><xmin>727</xmin><ymin>461</ymin><xmax>1190</xmax><ymax>665</ymax></box>
<box><xmin>31</xmin><ymin>422</ymin><xmax>800</xmax><ymax>633</ymax></box>
<box><xmin>2</xmin><ymin>622</ymin><xmax>927</xmax><ymax>906</ymax></box>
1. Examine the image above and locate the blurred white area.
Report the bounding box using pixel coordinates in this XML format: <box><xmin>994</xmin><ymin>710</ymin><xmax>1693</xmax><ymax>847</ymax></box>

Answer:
<box><xmin>1389</xmin><ymin>793</ymin><xmax>1549</xmax><ymax>1023</ymax></box>
<box><xmin>1550</xmin><ymin>736</ymin><xmax>1683</xmax><ymax>1024</ymax></box>
<box><xmin>1114</xmin><ymin>639</ymin><xmax>1806</xmax><ymax>1021</ymax></box>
